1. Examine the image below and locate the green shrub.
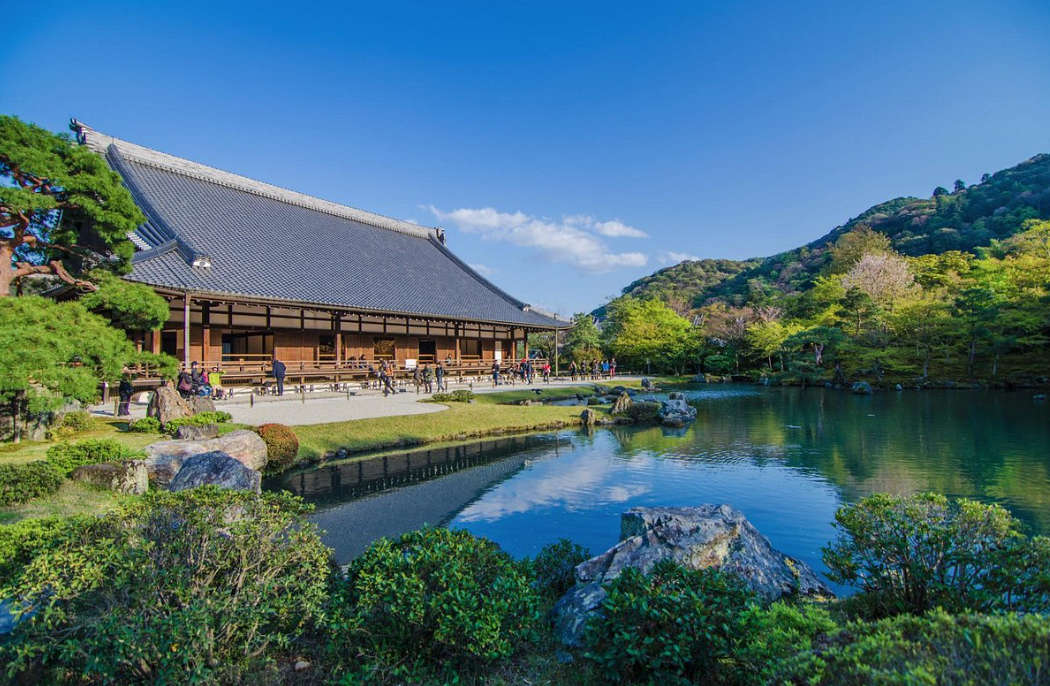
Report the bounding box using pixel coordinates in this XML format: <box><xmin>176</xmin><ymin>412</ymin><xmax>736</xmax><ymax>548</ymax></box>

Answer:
<box><xmin>583</xmin><ymin>561</ymin><xmax>757</xmax><ymax>685</ymax></box>
<box><xmin>0</xmin><ymin>516</ymin><xmax>88</xmax><ymax>589</ymax></box>
<box><xmin>162</xmin><ymin>411</ymin><xmax>232</xmax><ymax>436</ymax></box>
<box><xmin>1</xmin><ymin>488</ymin><xmax>332</xmax><ymax>684</ymax></box>
<box><xmin>45</xmin><ymin>438</ymin><xmax>143</xmax><ymax>475</ymax></box>
<box><xmin>774</xmin><ymin>610</ymin><xmax>1050</xmax><ymax>686</ymax></box>
<box><xmin>127</xmin><ymin>416</ymin><xmax>162</xmax><ymax>433</ymax></box>
<box><xmin>58</xmin><ymin>410</ymin><xmax>98</xmax><ymax>433</ymax></box>
<box><xmin>0</xmin><ymin>461</ymin><xmax>65</xmax><ymax>507</ymax></box>
<box><xmin>823</xmin><ymin>492</ymin><xmax>1024</xmax><ymax>616</ymax></box>
<box><xmin>254</xmin><ymin>423</ymin><xmax>299</xmax><ymax>473</ymax></box>
<box><xmin>530</xmin><ymin>538</ymin><xmax>591</xmax><ymax>599</ymax></box>
<box><xmin>624</xmin><ymin>400</ymin><xmax>660</xmax><ymax>422</ymax></box>
<box><xmin>735</xmin><ymin>601</ymin><xmax>839</xmax><ymax>686</ymax></box>
<box><xmin>331</xmin><ymin>527</ymin><xmax>540</xmax><ymax>682</ymax></box>
<box><xmin>430</xmin><ymin>389</ymin><xmax>475</xmax><ymax>403</ymax></box>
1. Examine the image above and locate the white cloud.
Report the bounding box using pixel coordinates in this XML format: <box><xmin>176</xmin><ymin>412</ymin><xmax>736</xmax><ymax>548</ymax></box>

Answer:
<box><xmin>564</xmin><ymin>214</ymin><xmax>648</xmax><ymax>238</ymax></box>
<box><xmin>469</xmin><ymin>263</ymin><xmax>496</xmax><ymax>276</ymax></box>
<box><xmin>426</xmin><ymin>205</ymin><xmax>649</xmax><ymax>274</ymax></box>
<box><xmin>658</xmin><ymin>251</ymin><xmax>701</xmax><ymax>265</ymax></box>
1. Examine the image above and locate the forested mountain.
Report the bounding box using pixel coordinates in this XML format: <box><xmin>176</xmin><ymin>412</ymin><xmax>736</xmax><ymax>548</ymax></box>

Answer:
<box><xmin>601</xmin><ymin>153</ymin><xmax>1050</xmax><ymax>312</ymax></box>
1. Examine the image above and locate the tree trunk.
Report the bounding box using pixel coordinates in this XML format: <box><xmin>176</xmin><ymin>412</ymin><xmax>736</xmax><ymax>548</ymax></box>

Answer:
<box><xmin>0</xmin><ymin>244</ymin><xmax>13</xmax><ymax>297</ymax></box>
<box><xmin>10</xmin><ymin>396</ymin><xmax>20</xmax><ymax>444</ymax></box>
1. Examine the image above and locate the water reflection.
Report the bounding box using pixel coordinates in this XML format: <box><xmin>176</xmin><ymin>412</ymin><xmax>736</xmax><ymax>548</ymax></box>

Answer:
<box><xmin>266</xmin><ymin>386</ymin><xmax>1050</xmax><ymax>582</ymax></box>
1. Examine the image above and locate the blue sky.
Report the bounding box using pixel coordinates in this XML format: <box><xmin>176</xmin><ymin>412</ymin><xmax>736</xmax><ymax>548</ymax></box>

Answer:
<box><xmin>3</xmin><ymin>1</ymin><xmax>1049</xmax><ymax>315</ymax></box>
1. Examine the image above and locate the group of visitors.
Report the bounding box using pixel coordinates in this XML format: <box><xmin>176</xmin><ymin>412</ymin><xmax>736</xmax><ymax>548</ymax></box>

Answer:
<box><xmin>567</xmin><ymin>358</ymin><xmax>616</xmax><ymax>381</ymax></box>
<box><xmin>490</xmin><ymin>357</ymin><xmax>553</xmax><ymax>387</ymax></box>
<box><xmin>176</xmin><ymin>361</ymin><xmax>227</xmax><ymax>400</ymax></box>
<box><xmin>411</xmin><ymin>362</ymin><xmax>448</xmax><ymax>394</ymax></box>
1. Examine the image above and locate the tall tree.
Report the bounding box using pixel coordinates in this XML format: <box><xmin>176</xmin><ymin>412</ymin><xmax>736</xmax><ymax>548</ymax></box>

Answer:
<box><xmin>563</xmin><ymin>313</ymin><xmax>603</xmax><ymax>364</ymax></box>
<box><xmin>0</xmin><ymin>116</ymin><xmax>144</xmax><ymax>296</ymax></box>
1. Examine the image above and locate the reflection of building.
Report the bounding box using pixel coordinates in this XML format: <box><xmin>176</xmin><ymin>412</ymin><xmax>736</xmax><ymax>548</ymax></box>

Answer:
<box><xmin>70</xmin><ymin>121</ymin><xmax>565</xmax><ymax>385</ymax></box>
<box><xmin>268</xmin><ymin>435</ymin><xmax>562</xmax><ymax>561</ymax></box>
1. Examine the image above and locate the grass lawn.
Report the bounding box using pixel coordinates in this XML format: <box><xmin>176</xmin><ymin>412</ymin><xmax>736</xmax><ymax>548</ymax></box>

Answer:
<box><xmin>295</xmin><ymin>398</ymin><xmax>589</xmax><ymax>462</ymax></box>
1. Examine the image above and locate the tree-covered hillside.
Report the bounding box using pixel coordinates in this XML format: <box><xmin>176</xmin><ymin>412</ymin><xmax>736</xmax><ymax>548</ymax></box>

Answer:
<box><xmin>601</xmin><ymin>153</ymin><xmax>1050</xmax><ymax>312</ymax></box>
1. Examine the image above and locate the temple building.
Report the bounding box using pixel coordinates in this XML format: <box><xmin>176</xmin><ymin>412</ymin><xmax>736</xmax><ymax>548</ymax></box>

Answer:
<box><xmin>72</xmin><ymin>121</ymin><xmax>565</xmax><ymax>386</ymax></box>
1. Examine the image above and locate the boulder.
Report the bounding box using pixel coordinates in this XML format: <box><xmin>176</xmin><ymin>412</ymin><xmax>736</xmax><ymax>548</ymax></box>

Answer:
<box><xmin>657</xmin><ymin>392</ymin><xmax>697</xmax><ymax>427</ymax></box>
<box><xmin>640</xmin><ymin>378</ymin><xmax>653</xmax><ymax>390</ymax></box>
<box><xmin>147</xmin><ymin>385</ymin><xmax>194</xmax><ymax>427</ymax></box>
<box><xmin>144</xmin><ymin>430</ymin><xmax>268</xmax><ymax>487</ymax></box>
<box><xmin>851</xmin><ymin>381</ymin><xmax>873</xmax><ymax>395</ymax></box>
<box><xmin>168</xmin><ymin>451</ymin><xmax>261</xmax><ymax>493</ymax></box>
<box><xmin>188</xmin><ymin>396</ymin><xmax>217</xmax><ymax>414</ymax></box>
<box><xmin>586</xmin><ymin>397</ymin><xmax>603</xmax><ymax>406</ymax></box>
<box><xmin>552</xmin><ymin>504</ymin><xmax>833</xmax><ymax>646</ymax></box>
<box><xmin>610</xmin><ymin>392</ymin><xmax>633</xmax><ymax>416</ymax></box>
<box><xmin>580</xmin><ymin>408</ymin><xmax>599</xmax><ymax>427</ymax></box>
<box><xmin>177</xmin><ymin>423</ymin><xmax>219</xmax><ymax>440</ymax></box>
<box><xmin>70</xmin><ymin>460</ymin><xmax>148</xmax><ymax>495</ymax></box>
<box><xmin>691</xmin><ymin>374</ymin><xmax>707</xmax><ymax>383</ymax></box>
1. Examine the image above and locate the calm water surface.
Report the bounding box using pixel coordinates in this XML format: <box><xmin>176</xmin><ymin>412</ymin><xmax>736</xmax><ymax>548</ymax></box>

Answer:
<box><xmin>265</xmin><ymin>386</ymin><xmax>1050</xmax><ymax>588</ymax></box>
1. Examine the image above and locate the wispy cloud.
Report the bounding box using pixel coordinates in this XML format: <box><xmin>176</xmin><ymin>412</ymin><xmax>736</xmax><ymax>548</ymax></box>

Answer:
<box><xmin>469</xmin><ymin>263</ymin><xmax>496</xmax><ymax>276</ymax></box>
<box><xmin>426</xmin><ymin>206</ymin><xmax>649</xmax><ymax>274</ymax></box>
<box><xmin>658</xmin><ymin>251</ymin><xmax>701</xmax><ymax>265</ymax></box>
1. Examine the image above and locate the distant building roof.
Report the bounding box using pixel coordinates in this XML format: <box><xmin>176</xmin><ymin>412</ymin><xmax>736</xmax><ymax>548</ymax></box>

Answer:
<box><xmin>73</xmin><ymin>121</ymin><xmax>565</xmax><ymax>329</ymax></box>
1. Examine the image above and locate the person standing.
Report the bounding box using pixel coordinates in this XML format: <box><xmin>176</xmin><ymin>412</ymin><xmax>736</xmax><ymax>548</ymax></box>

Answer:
<box><xmin>117</xmin><ymin>370</ymin><xmax>134</xmax><ymax>416</ymax></box>
<box><xmin>610</xmin><ymin>357</ymin><xmax>617</xmax><ymax>379</ymax></box>
<box><xmin>422</xmin><ymin>364</ymin><xmax>434</xmax><ymax>393</ymax></box>
<box><xmin>542</xmin><ymin>361</ymin><xmax>551</xmax><ymax>384</ymax></box>
<box><xmin>271</xmin><ymin>356</ymin><xmax>287</xmax><ymax>396</ymax></box>
<box><xmin>176</xmin><ymin>365</ymin><xmax>193</xmax><ymax>399</ymax></box>
<box><xmin>491</xmin><ymin>359</ymin><xmax>501</xmax><ymax>387</ymax></box>
<box><xmin>569</xmin><ymin>360</ymin><xmax>577</xmax><ymax>381</ymax></box>
<box><xmin>436</xmin><ymin>361</ymin><xmax>446</xmax><ymax>392</ymax></box>
<box><xmin>412</xmin><ymin>365</ymin><xmax>423</xmax><ymax>394</ymax></box>
<box><xmin>190</xmin><ymin>361</ymin><xmax>204</xmax><ymax>395</ymax></box>
<box><xmin>379</xmin><ymin>359</ymin><xmax>396</xmax><ymax>396</ymax></box>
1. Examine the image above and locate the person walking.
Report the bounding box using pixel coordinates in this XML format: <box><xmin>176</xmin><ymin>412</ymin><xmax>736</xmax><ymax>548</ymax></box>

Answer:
<box><xmin>436</xmin><ymin>361</ymin><xmax>446</xmax><ymax>392</ymax></box>
<box><xmin>422</xmin><ymin>364</ymin><xmax>434</xmax><ymax>393</ymax></box>
<box><xmin>379</xmin><ymin>359</ymin><xmax>396</xmax><ymax>396</ymax></box>
<box><xmin>117</xmin><ymin>371</ymin><xmax>134</xmax><ymax>416</ymax></box>
<box><xmin>610</xmin><ymin>357</ymin><xmax>617</xmax><ymax>379</ymax></box>
<box><xmin>491</xmin><ymin>359</ymin><xmax>501</xmax><ymax>387</ymax></box>
<box><xmin>271</xmin><ymin>356</ymin><xmax>287</xmax><ymax>396</ymax></box>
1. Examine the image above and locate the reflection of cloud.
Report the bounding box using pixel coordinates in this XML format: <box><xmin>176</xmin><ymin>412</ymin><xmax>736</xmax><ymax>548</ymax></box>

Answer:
<box><xmin>456</xmin><ymin>453</ymin><xmax>651</xmax><ymax>523</ymax></box>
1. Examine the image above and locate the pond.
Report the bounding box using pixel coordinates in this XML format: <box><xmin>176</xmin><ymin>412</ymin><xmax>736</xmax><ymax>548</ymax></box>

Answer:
<box><xmin>264</xmin><ymin>385</ymin><xmax>1050</xmax><ymax>590</ymax></box>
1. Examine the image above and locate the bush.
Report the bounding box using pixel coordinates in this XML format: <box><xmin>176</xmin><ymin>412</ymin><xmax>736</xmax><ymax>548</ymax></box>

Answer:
<box><xmin>430</xmin><ymin>389</ymin><xmax>475</xmax><ymax>403</ymax></box>
<box><xmin>735</xmin><ymin>601</ymin><xmax>839</xmax><ymax>686</ymax></box>
<box><xmin>774</xmin><ymin>610</ymin><xmax>1050</xmax><ymax>686</ymax></box>
<box><xmin>127</xmin><ymin>416</ymin><xmax>161</xmax><ymax>433</ymax></box>
<box><xmin>162</xmin><ymin>411</ymin><xmax>232</xmax><ymax>436</ymax></box>
<box><xmin>823</xmin><ymin>492</ymin><xmax>1035</xmax><ymax>617</ymax></box>
<box><xmin>1</xmin><ymin>488</ymin><xmax>332</xmax><ymax>684</ymax></box>
<box><xmin>583</xmin><ymin>561</ymin><xmax>757</xmax><ymax>686</ymax></box>
<box><xmin>57</xmin><ymin>410</ymin><xmax>98</xmax><ymax>434</ymax></box>
<box><xmin>254</xmin><ymin>423</ymin><xmax>299</xmax><ymax>473</ymax></box>
<box><xmin>0</xmin><ymin>516</ymin><xmax>87</xmax><ymax>589</ymax></box>
<box><xmin>0</xmin><ymin>461</ymin><xmax>65</xmax><ymax>507</ymax></box>
<box><xmin>624</xmin><ymin>400</ymin><xmax>660</xmax><ymax>422</ymax></box>
<box><xmin>45</xmin><ymin>438</ymin><xmax>144</xmax><ymax>475</ymax></box>
<box><xmin>331</xmin><ymin>527</ymin><xmax>540</xmax><ymax>682</ymax></box>
<box><xmin>530</xmin><ymin>538</ymin><xmax>591</xmax><ymax>599</ymax></box>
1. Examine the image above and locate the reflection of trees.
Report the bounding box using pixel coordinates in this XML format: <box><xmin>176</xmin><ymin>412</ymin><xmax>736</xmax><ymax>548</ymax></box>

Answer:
<box><xmin>609</xmin><ymin>388</ymin><xmax>1050</xmax><ymax>533</ymax></box>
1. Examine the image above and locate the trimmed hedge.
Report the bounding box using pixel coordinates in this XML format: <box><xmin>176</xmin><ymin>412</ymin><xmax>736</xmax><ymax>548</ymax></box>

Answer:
<box><xmin>254</xmin><ymin>423</ymin><xmax>299</xmax><ymax>473</ymax></box>
<box><xmin>163</xmin><ymin>411</ymin><xmax>233</xmax><ymax>437</ymax></box>
<box><xmin>127</xmin><ymin>416</ymin><xmax>162</xmax><ymax>433</ymax></box>
<box><xmin>46</xmin><ymin>438</ymin><xmax>144</xmax><ymax>475</ymax></box>
<box><xmin>430</xmin><ymin>389</ymin><xmax>475</xmax><ymax>403</ymax></box>
<box><xmin>0</xmin><ymin>461</ymin><xmax>65</xmax><ymax>507</ymax></box>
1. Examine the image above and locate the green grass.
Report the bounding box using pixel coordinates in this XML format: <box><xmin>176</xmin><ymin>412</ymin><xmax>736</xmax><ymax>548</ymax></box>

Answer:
<box><xmin>295</xmin><ymin>400</ymin><xmax>590</xmax><ymax>462</ymax></box>
<box><xmin>0</xmin><ymin>480</ymin><xmax>128</xmax><ymax>524</ymax></box>
<box><xmin>0</xmin><ymin>420</ymin><xmax>161</xmax><ymax>467</ymax></box>
<box><xmin>469</xmin><ymin>386</ymin><xmax>594</xmax><ymax>405</ymax></box>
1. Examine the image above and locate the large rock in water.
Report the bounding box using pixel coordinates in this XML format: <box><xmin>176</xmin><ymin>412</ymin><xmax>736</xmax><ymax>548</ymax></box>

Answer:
<box><xmin>552</xmin><ymin>505</ymin><xmax>833</xmax><ymax>646</ymax></box>
<box><xmin>70</xmin><ymin>460</ymin><xmax>148</xmax><ymax>495</ymax></box>
<box><xmin>851</xmin><ymin>381</ymin><xmax>873</xmax><ymax>395</ymax></box>
<box><xmin>657</xmin><ymin>392</ymin><xmax>697</xmax><ymax>428</ymax></box>
<box><xmin>610</xmin><ymin>392</ymin><xmax>633</xmax><ymax>415</ymax></box>
<box><xmin>147</xmin><ymin>385</ymin><xmax>193</xmax><ymax>427</ymax></box>
<box><xmin>168</xmin><ymin>451</ymin><xmax>261</xmax><ymax>493</ymax></box>
<box><xmin>143</xmin><ymin>430</ymin><xmax>268</xmax><ymax>486</ymax></box>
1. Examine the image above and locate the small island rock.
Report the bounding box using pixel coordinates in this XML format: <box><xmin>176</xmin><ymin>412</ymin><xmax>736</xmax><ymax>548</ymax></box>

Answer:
<box><xmin>168</xmin><ymin>451</ymin><xmax>261</xmax><ymax>493</ymax></box>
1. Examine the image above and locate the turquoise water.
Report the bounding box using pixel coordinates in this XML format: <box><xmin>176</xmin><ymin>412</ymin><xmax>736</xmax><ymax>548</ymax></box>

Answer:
<box><xmin>265</xmin><ymin>386</ymin><xmax>1050</xmax><ymax>588</ymax></box>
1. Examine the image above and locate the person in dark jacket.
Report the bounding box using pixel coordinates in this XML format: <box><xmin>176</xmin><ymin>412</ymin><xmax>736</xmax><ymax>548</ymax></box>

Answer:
<box><xmin>435</xmin><ymin>362</ymin><xmax>446</xmax><ymax>392</ymax></box>
<box><xmin>422</xmin><ymin>364</ymin><xmax>434</xmax><ymax>393</ymax></box>
<box><xmin>271</xmin><ymin>356</ymin><xmax>287</xmax><ymax>396</ymax></box>
<box><xmin>176</xmin><ymin>365</ymin><xmax>193</xmax><ymax>399</ymax></box>
<box><xmin>190</xmin><ymin>361</ymin><xmax>205</xmax><ymax>395</ymax></box>
<box><xmin>117</xmin><ymin>371</ymin><xmax>134</xmax><ymax>416</ymax></box>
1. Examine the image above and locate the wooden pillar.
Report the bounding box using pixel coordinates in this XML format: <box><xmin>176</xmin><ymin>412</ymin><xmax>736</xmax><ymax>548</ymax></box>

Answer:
<box><xmin>554</xmin><ymin>328</ymin><xmax>559</xmax><ymax>376</ymax></box>
<box><xmin>182</xmin><ymin>295</ymin><xmax>191</xmax><ymax>367</ymax></box>
<box><xmin>334</xmin><ymin>313</ymin><xmax>342</xmax><ymax>366</ymax></box>
<box><xmin>202</xmin><ymin>327</ymin><xmax>211</xmax><ymax>364</ymax></box>
<box><xmin>151</xmin><ymin>330</ymin><xmax>161</xmax><ymax>355</ymax></box>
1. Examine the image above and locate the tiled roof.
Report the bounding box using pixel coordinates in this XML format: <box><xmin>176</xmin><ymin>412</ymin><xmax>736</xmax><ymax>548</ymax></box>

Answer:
<box><xmin>74</xmin><ymin>123</ymin><xmax>564</xmax><ymax>329</ymax></box>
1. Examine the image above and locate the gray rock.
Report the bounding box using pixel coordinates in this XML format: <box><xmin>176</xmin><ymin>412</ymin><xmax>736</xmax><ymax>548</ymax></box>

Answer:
<box><xmin>177</xmin><ymin>423</ymin><xmax>219</xmax><ymax>440</ymax></box>
<box><xmin>895</xmin><ymin>384</ymin><xmax>904</xmax><ymax>391</ymax></box>
<box><xmin>187</xmin><ymin>396</ymin><xmax>217</xmax><ymax>414</ymax></box>
<box><xmin>144</xmin><ymin>430</ymin><xmax>268</xmax><ymax>484</ymax></box>
<box><xmin>168</xmin><ymin>451</ymin><xmax>261</xmax><ymax>493</ymax></box>
<box><xmin>70</xmin><ymin>460</ymin><xmax>148</xmax><ymax>495</ymax></box>
<box><xmin>147</xmin><ymin>385</ymin><xmax>194</xmax><ymax>427</ymax></box>
<box><xmin>851</xmin><ymin>381</ymin><xmax>873</xmax><ymax>395</ymax></box>
<box><xmin>580</xmin><ymin>408</ymin><xmax>599</xmax><ymax>427</ymax></box>
<box><xmin>640</xmin><ymin>378</ymin><xmax>653</xmax><ymax>390</ymax></box>
<box><xmin>552</xmin><ymin>504</ymin><xmax>833</xmax><ymax>646</ymax></box>
<box><xmin>586</xmin><ymin>397</ymin><xmax>603</xmax><ymax>406</ymax></box>
<box><xmin>657</xmin><ymin>392</ymin><xmax>697</xmax><ymax>427</ymax></box>
<box><xmin>611</xmin><ymin>392</ymin><xmax>633</xmax><ymax>416</ymax></box>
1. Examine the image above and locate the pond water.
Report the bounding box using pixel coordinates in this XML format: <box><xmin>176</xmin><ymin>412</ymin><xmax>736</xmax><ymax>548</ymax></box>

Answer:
<box><xmin>264</xmin><ymin>386</ymin><xmax>1050</xmax><ymax>590</ymax></box>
